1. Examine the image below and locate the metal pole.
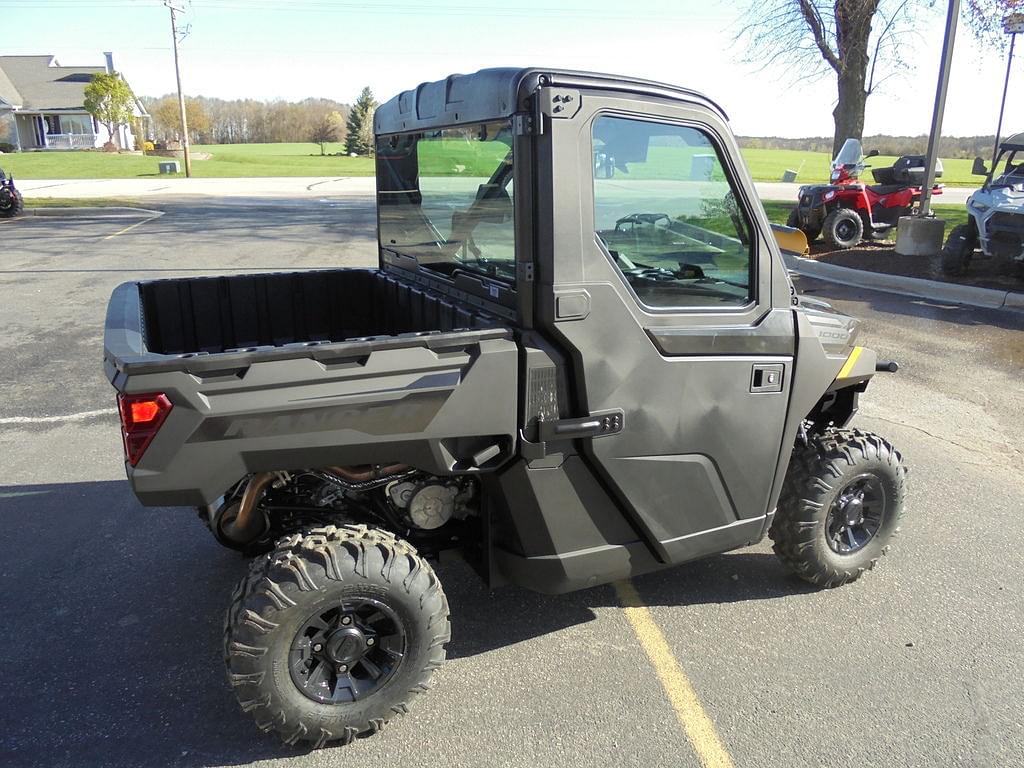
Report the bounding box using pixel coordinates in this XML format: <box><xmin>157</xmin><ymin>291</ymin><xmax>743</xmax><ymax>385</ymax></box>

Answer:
<box><xmin>992</xmin><ymin>31</ymin><xmax>1016</xmax><ymax>168</ymax></box>
<box><xmin>167</xmin><ymin>2</ymin><xmax>192</xmax><ymax>177</ymax></box>
<box><xmin>919</xmin><ymin>0</ymin><xmax>960</xmax><ymax>218</ymax></box>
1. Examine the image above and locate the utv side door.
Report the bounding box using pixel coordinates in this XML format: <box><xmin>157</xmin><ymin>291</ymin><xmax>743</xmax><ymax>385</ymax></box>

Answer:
<box><xmin>536</xmin><ymin>86</ymin><xmax>796</xmax><ymax>564</ymax></box>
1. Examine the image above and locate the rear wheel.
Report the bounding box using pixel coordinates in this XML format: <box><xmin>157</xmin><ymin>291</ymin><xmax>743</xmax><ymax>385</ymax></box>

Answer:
<box><xmin>940</xmin><ymin>223</ymin><xmax>976</xmax><ymax>275</ymax></box>
<box><xmin>224</xmin><ymin>524</ymin><xmax>450</xmax><ymax>746</ymax></box>
<box><xmin>771</xmin><ymin>428</ymin><xmax>906</xmax><ymax>588</ymax></box>
<box><xmin>0</xmin><ymin>189</ymin><xmax>24</xmax><ymax>218</ymax></box>
<box><xmin>787</xmin><ymin>207</ymin><xmax>820</xmax><ymax>242</ymax></box>
<box><xmin>822</xmin><ymin>209</ymin><xmax>864</xmax><ymax>250</ymax></box>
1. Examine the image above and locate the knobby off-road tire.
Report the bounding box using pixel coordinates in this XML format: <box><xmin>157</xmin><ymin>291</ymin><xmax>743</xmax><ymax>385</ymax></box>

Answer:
<box><xmin>940</xmin><ymin>223</ymin><xmax>976</xmax><ymax>276</ymax></box>
<box><xmin>771</xmin><ymin>428</ymin><xmax>906</xmax><ymax>588</ymax></box>
<box><xmin>787</xmin><ymin>207</ymin><xmax>821</xmax><ymax>242</ymax></box>
<box><xmin>224</xmin><ymin>524</ymin><xmax>450</xmax><ymax>747</ymax></box>
<box><xmin>0</xmin><ymin>190</ymin><xmax>24</xmax><ymax>218</ymax></box>
<box><xmin>822</xmin><ymin>209</ymin><xmax>864</xmax><ymax>250</ymax></box>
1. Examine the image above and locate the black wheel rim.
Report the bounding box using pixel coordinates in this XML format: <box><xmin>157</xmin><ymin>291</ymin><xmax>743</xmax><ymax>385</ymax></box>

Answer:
<box><xmin>835</xmin><ymin>219</ymin><xmax>857</xmax><ymax>241</ymax></box>
<box><xmin>825</xmin><ymin>474</ymin><xmax>886</xmax><ymax>555</ymax></box>
<box><xmin>289</xmin><ymin>596</ymin><xmax>406</xmax><ymax>704</ymax></box>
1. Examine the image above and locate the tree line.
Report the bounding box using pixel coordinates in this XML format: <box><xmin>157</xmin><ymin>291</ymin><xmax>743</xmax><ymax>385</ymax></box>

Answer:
<box><xmin>738</xmin><ymin>134</ymin><xmax>1003</xmax><ymax>160</ymax></box>
<box><xmin>139</xmin><ymin>88</ymin><xmax>378</xmax><ymax>152</ymax></box>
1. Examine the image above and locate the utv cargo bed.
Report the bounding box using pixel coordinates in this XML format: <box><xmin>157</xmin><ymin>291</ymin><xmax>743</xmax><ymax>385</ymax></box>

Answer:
<box><xmin>103</xmin><ymin>267</ymin><xmax>519</xmax><ymax>506</ymax></box>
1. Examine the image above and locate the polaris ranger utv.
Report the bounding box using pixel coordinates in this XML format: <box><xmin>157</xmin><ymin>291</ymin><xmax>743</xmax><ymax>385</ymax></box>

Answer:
<box><xmin>103</xmin><ymin>68</ymin><xmax>906</xmax><ymax>748</ymax></box>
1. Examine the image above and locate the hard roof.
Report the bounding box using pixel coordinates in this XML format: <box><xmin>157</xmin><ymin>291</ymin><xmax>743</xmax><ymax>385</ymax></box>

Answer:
<box><xmin>374</xmin><ymin>67</ymin><xmax>726</xmax><ymax>135</ymax></box>
<box><xmin>1002</xmin><ymin>132</ymin><xmax>1024</xmax><ymax>151</ymax></box>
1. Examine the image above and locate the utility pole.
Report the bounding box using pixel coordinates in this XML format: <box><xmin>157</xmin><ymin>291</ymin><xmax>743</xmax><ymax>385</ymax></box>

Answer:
<box><xmin>166</xmin><ymin>1</ymin><xmax>191</xmax><ymax>177</ymax></box>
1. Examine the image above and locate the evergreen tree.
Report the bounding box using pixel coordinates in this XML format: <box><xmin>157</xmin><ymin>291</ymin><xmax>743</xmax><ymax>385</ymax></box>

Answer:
<box><xmin>345</xmin><ymin>87</ymin><xmax>377</xmax><ymax>156</ymax></box>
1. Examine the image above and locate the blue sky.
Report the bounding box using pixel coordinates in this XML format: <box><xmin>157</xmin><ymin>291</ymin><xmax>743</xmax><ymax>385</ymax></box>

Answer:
<box><xmin>3</xmin><ymin>0</ymin><xmax>1021</xmax><ymax>139</ymax></box>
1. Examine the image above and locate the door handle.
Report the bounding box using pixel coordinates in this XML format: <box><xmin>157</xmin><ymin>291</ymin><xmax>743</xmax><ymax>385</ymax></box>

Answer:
<box><xmin>750</xmin><ymin>364</ymin><xmax>785</xmax><ymax>393</ymax></box>
<box><xmin>538</xmin><ymin>409</ymin><xmax>624</xmax><ymax>441</ymax></box>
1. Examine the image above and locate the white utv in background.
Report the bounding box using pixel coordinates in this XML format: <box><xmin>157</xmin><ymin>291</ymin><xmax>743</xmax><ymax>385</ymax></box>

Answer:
<box><xmin>942</xmin><ymin>132</ymin><xmax>1024</xmax><ymax>276</ymax></box>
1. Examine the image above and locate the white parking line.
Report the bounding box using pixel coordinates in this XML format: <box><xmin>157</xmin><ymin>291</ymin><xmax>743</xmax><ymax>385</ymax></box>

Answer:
<box><xmin>0</xmin><ymin>408</ymin><xmax>117</xmax><ymax>425</ymax></box>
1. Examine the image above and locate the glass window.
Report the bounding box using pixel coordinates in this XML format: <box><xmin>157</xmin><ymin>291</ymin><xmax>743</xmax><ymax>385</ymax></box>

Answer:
<box><xmin>592</xmin><ymin>115</ymin><xmax>753</xmax><ymax>308</ymax></box>
<box><xmin>377</xmin><ymin>121</ymin><xmax>515</xmax><ymax>285</ymax></box>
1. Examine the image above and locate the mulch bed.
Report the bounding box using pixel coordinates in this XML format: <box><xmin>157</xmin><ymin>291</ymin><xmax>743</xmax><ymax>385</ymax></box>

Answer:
<box><xmin>805</xmin><ymin>241</ymin><xmax>1024</xmax><ymax>293</ymax></box>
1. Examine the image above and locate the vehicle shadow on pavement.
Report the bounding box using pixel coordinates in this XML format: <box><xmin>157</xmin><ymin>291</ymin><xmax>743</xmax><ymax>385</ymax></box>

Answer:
<box><xmin>443</xmin><ymin>550</ymin><xmax>817</xmax><ymax>660</ymax></box>
<box><xmin>0</xmin><ymin>479</ymin><xmax>814</xmax><ymax>768</ymax></box>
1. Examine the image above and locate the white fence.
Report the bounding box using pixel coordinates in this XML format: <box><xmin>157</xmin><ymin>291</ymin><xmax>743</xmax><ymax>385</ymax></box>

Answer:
<box><xmin>44</xmin><ymin>133</ymin><xmax>97</xmax><ymax>149</ymax></box>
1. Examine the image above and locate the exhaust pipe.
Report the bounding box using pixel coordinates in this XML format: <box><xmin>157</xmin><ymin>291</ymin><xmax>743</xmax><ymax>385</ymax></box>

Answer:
<box><xmin>219</xmin><ymin>464</ymin><xmax>413</xmax><ymax>544</ymax></box>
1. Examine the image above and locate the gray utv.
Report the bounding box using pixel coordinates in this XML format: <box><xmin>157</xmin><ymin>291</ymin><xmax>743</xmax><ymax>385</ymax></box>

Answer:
<box><xmin>103</xmin><ymin>68</ymin><xmax>907</xmax><ymax>748</ymax></box>
<box><xmin>942</xmin><ymin>132</ymin><xmax>1024</xmax><ymax>275</ymax></box>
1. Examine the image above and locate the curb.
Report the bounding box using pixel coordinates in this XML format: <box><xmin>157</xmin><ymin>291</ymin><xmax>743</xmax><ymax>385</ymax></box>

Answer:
<box><xmin>24</xmin><ymin>206</ymin><xmax>162</xmax><ymax>219</ymax></box>
<box><xmin>783</xmin><ymin>253</ymin><xmax>1024</xmax><ymax>312</ymax></box>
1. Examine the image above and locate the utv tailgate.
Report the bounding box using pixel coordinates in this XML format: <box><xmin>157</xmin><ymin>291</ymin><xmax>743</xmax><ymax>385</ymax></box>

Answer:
<box><xmin>104</xmin><ymin>275</ymin><xmax>519</xmax><ymax>507</ymax></box>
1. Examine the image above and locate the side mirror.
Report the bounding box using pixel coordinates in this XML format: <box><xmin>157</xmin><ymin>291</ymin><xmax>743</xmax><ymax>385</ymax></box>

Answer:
<box><xmin>867</xmin><ymin>149</ymin><xmax>880</xmax><ymax>158</ymax></box>
<box><xmin>594</xmin><ymin>151</ymin><xmax>614</xmax><ymax>179</ymax></box>
<box><xmin>972</xmin><ymin>156</ymin><xmax>989</xmax><ymax>176</ymax></box>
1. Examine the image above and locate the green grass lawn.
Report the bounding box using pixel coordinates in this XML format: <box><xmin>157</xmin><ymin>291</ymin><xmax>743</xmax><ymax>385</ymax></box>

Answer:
<box><xmin>0</xmin><ymin>142</ymin><xmax>984</xmax><ymax>184</ymax></box>
<box><xmin>23</xmin><ymin>196</ymin><xmax>140</xmax><ymax>208</ymax></box>
<box><xmin>0</xmin><ymin>142</ymin><xmax>375</xmax><ymax>179</ymax></box>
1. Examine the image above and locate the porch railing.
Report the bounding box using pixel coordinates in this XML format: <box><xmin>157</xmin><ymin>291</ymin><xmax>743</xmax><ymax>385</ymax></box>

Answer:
<box><xmin>44</xmin><ymin>133</ymin><xmax>97</xmax><ymax>149</ymax></box>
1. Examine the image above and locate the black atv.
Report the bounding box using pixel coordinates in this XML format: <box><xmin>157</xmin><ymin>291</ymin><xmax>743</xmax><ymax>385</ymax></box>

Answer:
<box><xmin>0</xmin><ymin>168</ymin><xmax>24</xmax><ymax>219</ymax></box>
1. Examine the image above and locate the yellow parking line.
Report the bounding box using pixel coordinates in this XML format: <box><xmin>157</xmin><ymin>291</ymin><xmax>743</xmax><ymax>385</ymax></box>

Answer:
<box><xmin>103</xmin><ymin>212</ymin><xmax>163</xmax><ymax>240</ymax></box>
<box><xmin>614</xmin><ymin>580</ymin><xmax>735</xmax><ymax>768</ymax></box>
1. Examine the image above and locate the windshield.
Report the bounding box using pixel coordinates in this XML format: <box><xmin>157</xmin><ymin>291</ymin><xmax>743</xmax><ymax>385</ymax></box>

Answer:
<box><xmin>376</xmin><ymin>121</ymin><xmax>516</xmax><ymax>284</ymax></box>
<box><xmin>992</xmin><ymin>149</ymin><xmax>1024</xmax><ymax>188</ymax></box>
<box><xmin>833</xmin><ymin>138</ymin><xmax>864</xmax><ymax>167</ymax></box>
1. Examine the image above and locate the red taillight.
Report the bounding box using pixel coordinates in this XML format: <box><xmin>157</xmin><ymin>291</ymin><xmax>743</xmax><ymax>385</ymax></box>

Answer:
<box><xmin>117</xmin><ymin>392</ymin><xmax>172</xmax><ymax>466</ymax></box>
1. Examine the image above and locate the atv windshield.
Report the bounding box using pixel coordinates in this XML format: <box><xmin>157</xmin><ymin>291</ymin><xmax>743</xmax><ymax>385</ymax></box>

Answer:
<box><xmin>992</xmin><ymin>150</ymin><xmax>1024</xmax><ymax>189</ymax></box>
<box><xmin>833</xmin><ymin>139</ymin><xmax>864</xmax><ymax>167</ymax></box>
<box><xmin>376</xmin><ymin>121</ymin><xmax>516</xmax><ymax>285</ymax></box>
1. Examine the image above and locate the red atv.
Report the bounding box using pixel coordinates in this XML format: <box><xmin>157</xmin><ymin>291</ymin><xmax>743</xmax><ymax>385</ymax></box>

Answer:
<box><xmin>788</xmin><ymin>139</ymin><xmax>943</xmax><ymax>250</ymax></box>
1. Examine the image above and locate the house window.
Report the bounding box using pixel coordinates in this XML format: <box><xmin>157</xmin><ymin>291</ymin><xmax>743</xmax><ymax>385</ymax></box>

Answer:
<box><xmin>44</xmin><ymin>115</ymin><xmax>61</xmax><ymax>134</ymax></box>
<box><xmin>62</xmin><ymin>114</ymin><xmax>93</xmax><ymax>134</ymax></box>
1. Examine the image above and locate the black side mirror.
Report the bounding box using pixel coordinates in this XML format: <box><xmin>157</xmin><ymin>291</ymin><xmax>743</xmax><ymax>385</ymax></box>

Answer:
<box><xmin>972</xmin><ymin>156</ymin><xmax>989</xmax><ymax>176</ymax></box>
<box><xmin>867</xmin><ymin>149</ymin><xmax>880</xmax><ymax>158</ymax></box>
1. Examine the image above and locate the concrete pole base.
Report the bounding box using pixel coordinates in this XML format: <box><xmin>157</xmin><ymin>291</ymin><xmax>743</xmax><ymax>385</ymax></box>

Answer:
<box><xmin>895</xmin><ymin>216</ymin><xmax>946</xmax><ymax>256</ymax></box>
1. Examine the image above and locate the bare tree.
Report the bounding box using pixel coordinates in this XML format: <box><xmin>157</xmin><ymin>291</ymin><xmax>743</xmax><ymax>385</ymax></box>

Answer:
<box><xmin>963</xmin><ymin>0</ymin><xmax>1023</xmax><ymax>47</ymax></box>
<box><xmin>309</xmin><ymin>111</ymin><xmax>344</xmax><ymax>155</ymax></box>
<box><xmin>738</xmin><ymin>0</ymin><xmax>925</xmax><ymax>155</ymax></box>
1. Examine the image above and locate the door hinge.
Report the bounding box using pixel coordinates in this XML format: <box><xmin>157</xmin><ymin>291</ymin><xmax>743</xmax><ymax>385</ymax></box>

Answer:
<box><xmin>512</xmin><ymin>113</ymin><xmax>538</xmax><ymax>136</ymax></box>
<box><xmin>518</xmin><ymin>262</ymin><xmax>534</xmax><ymax>283</ymax></box>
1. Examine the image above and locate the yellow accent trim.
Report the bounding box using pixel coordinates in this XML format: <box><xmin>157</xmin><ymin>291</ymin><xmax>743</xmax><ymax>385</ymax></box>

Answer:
<box><xmin>837</xmin><ymin>346</ymin><xmax>864</xmax><ymax>379</ymax></box>
<box><xmin>614</xmin><ymin>580</ymin><xmax>735</xmax><ymax>768</ymax></box>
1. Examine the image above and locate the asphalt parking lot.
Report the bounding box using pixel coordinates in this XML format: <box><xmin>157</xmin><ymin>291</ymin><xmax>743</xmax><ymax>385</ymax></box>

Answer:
<box><xmin>1</xmin><ymin>200</ymin><xmax>1023</xmax><ymax>768</ymax></box>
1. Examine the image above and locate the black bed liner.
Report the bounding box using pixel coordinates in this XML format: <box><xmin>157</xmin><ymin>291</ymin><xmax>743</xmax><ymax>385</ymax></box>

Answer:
<box><xmin>104</xmin><ymin>268</ymin><xmax>511</xmax><ymax>378</ymax></box>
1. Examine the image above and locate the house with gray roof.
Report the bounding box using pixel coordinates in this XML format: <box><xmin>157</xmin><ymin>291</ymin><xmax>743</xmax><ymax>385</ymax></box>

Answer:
<box><xmin>0</xmin><ymin>53</ymin><xmax>148</xmax><ymax>151</ymax></box>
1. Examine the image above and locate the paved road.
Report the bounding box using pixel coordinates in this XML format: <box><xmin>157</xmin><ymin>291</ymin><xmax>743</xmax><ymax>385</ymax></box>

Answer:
<box><xmin>1</xmin><ymin>201</ymin><xmax>1021</xmax><ymax>768</ymax></box>
<box><xmin>16</xmin><ymin>176</ymin><xmax>980</xmax><ymax>204</ymax></box>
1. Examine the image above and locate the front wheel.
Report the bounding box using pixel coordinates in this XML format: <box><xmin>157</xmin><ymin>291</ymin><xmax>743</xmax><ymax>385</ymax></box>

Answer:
<box><xmin>771</xmin><ymin>428</ymin><xmax>906</xmax><ymax>587</ymax></box>
<box><xmin>224</xmin><ymin>524</ymin><xmax>450</xmax><ymax>747</ymax></box>
<box><xmin>822</xmin><ymin>209</ymin><xmax>864</xmax><ymax>250</ymax></box>
<box><xmin>0</xmin><ymin>189</ymin><xmax>24</xmax><ymax>218</ymax></box>
<box><xmin>787</xmin><ymin>207</ymin><xmax>820</xmax><ymax>242</ymax></box>
<box><xmin>940</xmin><ymin>223</ymin><xmax>977</xmax><ymax>276</ymax></box>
